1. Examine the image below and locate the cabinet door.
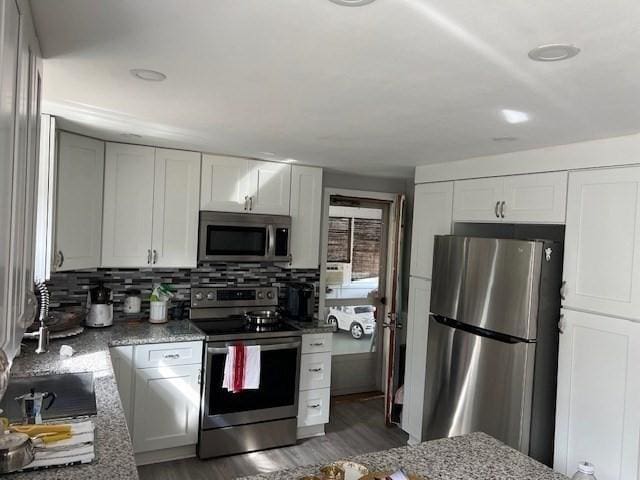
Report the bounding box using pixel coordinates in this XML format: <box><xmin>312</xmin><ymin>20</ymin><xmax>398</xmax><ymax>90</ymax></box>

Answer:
<box><xmin>410</xmin><ymin>182</ymin><xmax>453</xmax><ymax>279</ymax></box>
<box><xmin>200</xmin><ymin>154</ymin><xmax>250</xmax><ymax>212</ymax></box>
<box><xmin>299</xmin><ymin>352</ymin><xmax>332</xmax><ymax>391</ymax></box>
<box><xmin>502</xmin><ymin>171</ymin><xmax>567</xmax><ymax>223</ymax></box>
<box><xmin>554</xmin><ymin>309</ymin><xmax>640</xmax><ymax>479</ymax></box>
<box><xmin>0</xmin><ymin>0</ymin><xmax>20</xmax><ymax>355</ymax></box>
<box><xmin>452</xmin><ymin>177</ymin><xmax>503</xmax><ymax>222</ymax></box>
<box><xmin>289</xmin><ymin>165</ymin><xmax>322</xmax><ymax>268</ymax></box>
<box><xmin>132</xmin><ymin>364</ymin><xmax>201</xmax><ymax>453</ymax></box>
<box><xmin>297</xmin><ymin>388</ymin><xmax>330</xmax><ymax>427</ymax></box>
<box><xmin>152</xmin><ymin>149</ymin><xmax>200</xmax><ymax>268</ymax></box>
<box><xmin>563</xmin><ymin>167</ymin><xmax>640</xmax><ymax>319</ymax></box>
<box><xmin>54</xmin><ymin>132</ymin><xmax>104</xmax><ymax>271</ymax></box>
<box><xmin>249</xmin><ymin>160</ymin><xmax>291</xmax><ymax>215</ymax></box>
<box><xmin>110</xmin><ymin>346</ymin><xmax>134</xmax><ymax>432</ymax></box>
<box><xmin>401</xmin><ymin>277</ymin><xmax>431</xmax><ymax>443</ymax></box>
<box><xmin>102</xmin><ymin>143</ymin><xmax>155</xmax><ymax>268</ymax></box>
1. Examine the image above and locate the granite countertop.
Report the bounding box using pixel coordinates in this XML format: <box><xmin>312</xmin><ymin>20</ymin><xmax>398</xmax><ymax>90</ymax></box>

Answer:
<box><xmin>5</xmin><ymin>320</ymin><xmax>205</xmax><ymax>480</ymax></box>
<box><xmin>238</xmin><ymin>432</ymin><xmax>569</xmax><ymax>480</ymax></box>
<box><xmin>285</xmin><ymin>318</ymin><xmax>336</xmax><ymax>334</ymax></box>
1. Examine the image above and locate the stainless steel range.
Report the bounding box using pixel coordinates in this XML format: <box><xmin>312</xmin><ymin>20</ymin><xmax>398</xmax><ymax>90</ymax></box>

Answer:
<box><xmin>190</xmin><ymin>286</ymin><xmax>301</xmax><ymax>458</ymax></box>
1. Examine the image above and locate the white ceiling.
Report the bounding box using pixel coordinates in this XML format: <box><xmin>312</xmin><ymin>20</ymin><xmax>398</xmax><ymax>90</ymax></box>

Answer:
<box><xmin>30</xmin><ymin>0</ymin><xmax>640</xmax><ymax>177</ymax></box>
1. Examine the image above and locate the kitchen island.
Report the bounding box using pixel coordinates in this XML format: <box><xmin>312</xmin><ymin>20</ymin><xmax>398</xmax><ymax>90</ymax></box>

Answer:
<box><xmin>239</xmin><ymin>432</ymin><xmax>569</xmax><ymax>480</ymax></box>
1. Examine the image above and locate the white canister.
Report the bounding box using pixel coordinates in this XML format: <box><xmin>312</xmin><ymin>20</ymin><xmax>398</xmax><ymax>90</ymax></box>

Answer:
<box><xmin>124</xmin><ymin>289</ymin><xmax>142</xmax><ymax>314</ymax></box>
<box><xmin>149</xmin><ymin>301</ymin><xmax>168</xmax><ymax>324</ymax></box>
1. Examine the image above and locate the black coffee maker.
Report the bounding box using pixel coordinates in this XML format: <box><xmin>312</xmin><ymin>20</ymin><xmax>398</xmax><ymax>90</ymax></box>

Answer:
<box><xmin>286</xmin><ymin>283</ymin><xmax>315</xmax><ymax>321</ymax></box>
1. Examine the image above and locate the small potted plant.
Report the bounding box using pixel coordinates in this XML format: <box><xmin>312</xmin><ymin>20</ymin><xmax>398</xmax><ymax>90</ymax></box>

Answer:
<box><xmin>149</xmin><ymin>283</ymin><xmax>174</xmax><ymax>324</ymax></box>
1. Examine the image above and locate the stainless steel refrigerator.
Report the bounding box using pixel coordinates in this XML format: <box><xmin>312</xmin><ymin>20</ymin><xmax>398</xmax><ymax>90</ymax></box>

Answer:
<box><xmin>424</xmin><ymin>235</ymin><xmax>562</xmax><ymax>466</ymax></box>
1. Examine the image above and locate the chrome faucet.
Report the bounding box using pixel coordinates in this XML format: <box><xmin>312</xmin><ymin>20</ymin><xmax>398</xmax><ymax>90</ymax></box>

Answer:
<box><xmin>34</xmin><ymin>283</ymin><xmax>50</xmax><ymax>354</ymax></box>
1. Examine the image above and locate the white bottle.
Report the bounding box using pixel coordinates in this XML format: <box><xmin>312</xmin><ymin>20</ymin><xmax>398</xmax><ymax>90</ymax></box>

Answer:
<box><xmin>571</xmin><ymin>462</ymin><xmax>597</xmax><ymax>480</ymax></box>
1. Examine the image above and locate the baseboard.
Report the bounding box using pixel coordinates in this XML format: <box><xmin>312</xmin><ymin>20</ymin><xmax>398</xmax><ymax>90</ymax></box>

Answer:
<box><xmin>297</xmin><ymin>424</ymin><xmax>326</xmax><ymax>439</ymax></box>
<box><xmin>135</xmin><ymin>444</ymin><xmax>196</xmax><ymax>466</ymax></box>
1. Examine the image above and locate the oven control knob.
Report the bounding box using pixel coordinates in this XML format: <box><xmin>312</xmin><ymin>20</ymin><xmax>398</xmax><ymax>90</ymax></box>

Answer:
<box><xmin>266</xmin><ymin>291</ymin><xmax>274</xmax><ymax>300</ymax></box>
<box><xmin>206</xmin><ymin>292</ymin><xmax>215</xmax><ymax>300</ymax></box>
<box><xmin>194</xmin><ymin>292</ymin><xmax>204</xmax><ymax>301</ymax></box>
<box><xmin>257</xmin><ymin>291</ymin><xmax>265</xmax><ymax>300</ymax></box>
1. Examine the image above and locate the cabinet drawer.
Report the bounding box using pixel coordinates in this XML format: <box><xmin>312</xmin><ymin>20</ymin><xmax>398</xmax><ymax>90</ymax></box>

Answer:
<box><xmin>300</xmin><ymin>352</ymin><xmax>332</xmax><ymax>390</ymax></box>
<box><xmin>301</xmin><ymin>333</ymin><xmax>333</xmax><ymax>354</ymax></box>
<box><xmin>297</xmin><ymin>388</ymin><xmax>330</xmax><ymax>427</ymax></box>
<box><xmin>134</xmin><ymin>341</ymin><xmax>203</xmax><ymax>368</ymax></box>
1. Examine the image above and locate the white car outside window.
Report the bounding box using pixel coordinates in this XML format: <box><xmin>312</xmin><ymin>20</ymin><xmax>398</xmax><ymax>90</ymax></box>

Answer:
<box><xmin>327</xmin><ymin>305</ymin><xmax>376</xmax><ymax>339</ymax></box>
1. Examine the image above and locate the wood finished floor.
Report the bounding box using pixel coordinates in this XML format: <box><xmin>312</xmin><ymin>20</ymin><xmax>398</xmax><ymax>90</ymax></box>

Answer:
<box><xmin>137</xmin><ymin>396</ymin><xmax>408</xmax><ymax>480</ymax></box>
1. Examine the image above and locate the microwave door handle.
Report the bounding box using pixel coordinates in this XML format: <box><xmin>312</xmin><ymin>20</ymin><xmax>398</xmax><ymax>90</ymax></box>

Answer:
<box><xmin>267</xmin><ymin>225</ymin><xmax>275</xmax><ymax>258</ymax></box>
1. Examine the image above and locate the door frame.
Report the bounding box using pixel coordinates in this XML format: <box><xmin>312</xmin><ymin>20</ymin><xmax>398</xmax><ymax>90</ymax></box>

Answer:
<box><xmin>319</xmin><ymin>188</ymin><xmax>400</xmax><ymax>396</ymax></box>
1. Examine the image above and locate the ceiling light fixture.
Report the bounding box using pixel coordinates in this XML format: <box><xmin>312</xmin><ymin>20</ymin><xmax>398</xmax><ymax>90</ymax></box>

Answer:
<box><xmin>501</xmin><ymin>109</ymin><xmax>529</xmax><ymax>124</ymax></box>
<box><xmin>130</xmin><ymin>68</ymin><xmax>167</xmax><ymax>81</ymax></box>
<box><xmin>528</xmin><ymin>44</ymin><xmax>580</xmax><ymax>62</ymax></box>
<box><xmin>121</xmin><ymin>133</ymin><xmax>142</xmax><ymax>139</ymax></box>
<box><xmin>329</xmin><ymin>0</ymin><xmax>376</xmax><ymax>6</ymax></box>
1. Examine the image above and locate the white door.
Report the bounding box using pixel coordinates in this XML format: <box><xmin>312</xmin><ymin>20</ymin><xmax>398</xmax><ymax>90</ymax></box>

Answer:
<box><xmin>563</xmin><ymin>167</ymin><xmax>640</xmax><ymax>320</ymax></box>
<box><xmin>409</xmin><ymin>182</ymin><xmax>453</xmax><ymax>279</ymax></box>
<box><xmin>501</xmin><ymin>171</ymin><xmax>567</xmax><ymax>223</ymax></box>
<box><xmin>132</xmin><ymin>364</ymin><xmax>201</xmax><ymax>453</ymax></box>
<box><xmin>0</xmin><ymin>0</ymin><xmax>20</xmax><ymax>355</ymax></box>
<box><xmin>102</xmin><ymin>143</ymin><xmax>155</xmax><ymax>268</ymax></box>
<box><xmin>452</xmin><ymin>177</ymin><xmax>503</xmax><ymax>222</ymax></box>
<box><xmin>54</xmin><ymin>132</ymin><xmax>104</xmax><ymax>271</ymax></box>
<box><xmin>401</xmin><ymin>276</ymin><xmax>431</xmax><ymax>444</ymax></box>
<box><xmin>151</xmin><ymin>149</ymin><xmax>200</xmax><ymax>268</ymax></box>
<box><xmin>554</xmin><ymin>309</ymin><xmax>640</xmax><ymax>480</ymax></box>
<box><xmin>249</xmin><ymin>160</ymin><xmax>291</xmax><ymax>215</ymax></box>
<box><xmin>200</xmin><ymin>154</ymin><xmax>250</xmax><ymax>212</ymax></box>
<box><xmin>289</xmin><ymin>165</ymin><xmax>323</xmax><ymax>268</ymax></box>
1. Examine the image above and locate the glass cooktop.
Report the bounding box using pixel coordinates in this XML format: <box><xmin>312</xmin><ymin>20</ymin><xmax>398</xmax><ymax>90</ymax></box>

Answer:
<box><xmin>192</xmin><ymin>316</ymin><xmax>301</xmax><ymax>341</ymax></box>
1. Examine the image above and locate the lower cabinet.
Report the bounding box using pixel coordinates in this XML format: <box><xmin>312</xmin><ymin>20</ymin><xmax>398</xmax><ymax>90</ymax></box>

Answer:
<box><xmin>554</xmin><ymin>309</ymin><xmax>640</xmax><ymax>480</ymax></box>
<box><xmin>110</xmin><ymin>341</ymin><xmax>203</xmax><ymax>462</ymax></box>
<box><xmin>297</xmin><ymin>333</ymin><xmax>333</xmax><ymax>438</ymax></box>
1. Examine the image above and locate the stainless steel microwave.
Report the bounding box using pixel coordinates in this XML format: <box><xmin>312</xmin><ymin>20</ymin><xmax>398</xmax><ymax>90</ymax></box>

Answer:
<box><xmin>198</xmin><ymin>211</ymin><xmax>291</xmax><ymax>262</ymax></box>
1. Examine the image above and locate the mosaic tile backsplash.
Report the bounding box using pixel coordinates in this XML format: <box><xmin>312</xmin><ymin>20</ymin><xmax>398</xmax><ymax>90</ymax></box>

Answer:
<box><xmin>46</xmin><ymin>263</ymin><xmax>320</xmax><ymax>316</ymax></box>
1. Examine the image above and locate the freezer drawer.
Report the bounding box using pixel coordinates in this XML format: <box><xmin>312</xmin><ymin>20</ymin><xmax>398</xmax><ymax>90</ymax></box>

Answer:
<box><xmin>422</xmin><ymin>315</ymin><xmax>536</xmax><ymax>454</ymax></box>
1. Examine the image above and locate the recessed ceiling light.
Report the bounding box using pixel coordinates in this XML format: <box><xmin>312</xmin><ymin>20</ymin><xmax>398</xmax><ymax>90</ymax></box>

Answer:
<box><xmin>528</xmin><ymin>44</ymin><xmax>580</xmax><ymax>62</ymax></box>
<box><xmin>492</xmin><ymin>136</ymin><xmax>518</xmax><ymax>142</ymax></box>
<box><xmin>329</xmin><ymin>0</ymin><xmax>376</xmax><ymax>6</ymax></box>
<box><xmin>130</xmin><ymin>68</ymin><xmax>167</xmax><ymax>81</ymax></box>
<box><xmin>501</xmin><ymin>109</ymin><xmax>529</xmax><ymax>124</ymax></box>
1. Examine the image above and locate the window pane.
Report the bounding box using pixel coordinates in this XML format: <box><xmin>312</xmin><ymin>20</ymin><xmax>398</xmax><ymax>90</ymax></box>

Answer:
<box><xmin>325</xmin><ymin>305</ymin><xmax>377</xmax><ymax>355</ymax></box>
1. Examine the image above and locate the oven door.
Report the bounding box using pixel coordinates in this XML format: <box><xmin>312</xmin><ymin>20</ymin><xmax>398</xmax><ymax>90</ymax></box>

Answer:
<box><xmin>201</xmin><ymin>337</ymin><xmax>301</xmax><ymax>429</ymax></box>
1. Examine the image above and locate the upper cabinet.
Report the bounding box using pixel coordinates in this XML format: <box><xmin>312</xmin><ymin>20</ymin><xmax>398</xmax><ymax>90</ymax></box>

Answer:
<box><xmin>53</xmin><ymin>132</ymin><xmax>104</xmax><ymax>271</ymax></box>
<box><xmin>410</xmin><ymin>182</ymin><xmax>453</xmax><ymax>280</ymax></box>
<box><xmin>452</xmin><ymin>171</ymin><xmax>567</xmax><ymax>224</ymax></box>
<box><xmin>102</xmin><ymin>143</ymin><xmax>201</xmax><ymax>268</ymax></box>
<box><xmin>200</xmin><ymin>154</ymin><xmax>291</xmax><ymax>215</ymax></box>
<box><xmin>289</xmin><ymin>165</ymin><xmax>323</xmax><ymax>269</ymax></box>
<box><xmin>563</xmin><ymin>166</ymin><xmax>640</xmax><ymax>320</ymax></box>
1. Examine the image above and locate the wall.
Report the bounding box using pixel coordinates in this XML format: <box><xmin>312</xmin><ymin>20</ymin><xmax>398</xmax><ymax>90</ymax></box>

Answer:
<box><xmin>47</xmin><ymin>263</ymin><xmax>319</xmax><ymax>317</ymax></box>
<box><xmin>323</xmin><ymin>170</ymin><xmax>409</xmax><ymax>193</ymax></box>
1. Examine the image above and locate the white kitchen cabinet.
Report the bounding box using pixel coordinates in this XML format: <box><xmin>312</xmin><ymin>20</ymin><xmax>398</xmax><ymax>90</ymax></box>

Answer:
<box><xmin>297</xmin><ymin>333</ymin><xmax>332</xmax><ymax>438</ymax></box>
<box><xmin>452</xmin><ymin>172</ymin><xmax>567</xmax><ymax>224</ymax></box>
<box><xmin>563</xmin><ymin>167</ymin><xmax>640</xmax><ymax>320</ymax></box>
<box><xmin>401</xmin><ymin>276</ymin><xmax>431</xmax><ymax>444</ymax></box>
<box><xmin>554</xmin><ymin>309</ymin><xmax>640</xmax><ymax>480</ymax></box>
<box><xmin>152</xmin><ymin>149</ymin><xmax>200</xmax><ymax>268</ymax></box>
<box><xmin>53</xmin><ymin>132</ymin><xmax>104</xmax><ymax>271</ymax></box>
<box><xmin>132</xmin><ymin>363</ymin><xmax>201</xmax><ymax>453</ymax></box>
<box><xmin>249</xmin><ymin>160</ymin><xmax>291</xmax><ymax>215</ymax></box>
<box><xmin>297</xmin><ymin>388</ymin><xmax>330</xmax><ymax>427</ymax></box>
<box><xmin>289</xmin><ymin>165</ymin><xmax>323</xmax><ymax>268</ymax></box>
<box><xmin>200</xmin><ymin>154</ymin><xmax>250</xmax><ymax>212</ymax></box>
<box><xmin>102</xmin><ymin>143</ymin><xmax>155</xmax><ymax>267</ymax></box>
<box><xmin>110</xmin><ymin>346</ymin><xmax>134</xmax><ymax>430</ymax></box>
<box><xmin>300</xmin><ymin>351</ymin><xmax>332</xmax><ymax>391</ymax></box>
<box><xmin>102</xmin><ymin>143</ymin><xmax>201</xmax><ymax>268</ymax></box>
<box><xmin>409</xmin><ymin>182</ymin><xmax>453</xmax><ymax>279</ymax></box>
<box><xmin>200</xmin><ymin>154</ymin><xmax>291</xmax><ymax>215</ymax></box>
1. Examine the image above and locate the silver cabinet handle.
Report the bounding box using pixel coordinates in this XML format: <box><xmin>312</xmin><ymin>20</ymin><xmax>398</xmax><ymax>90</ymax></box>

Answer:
<box><xmin>308</xmin><ymin>404</ymin><xmax>321</xmax><ymax>409</ymax></box>
<box><xmin>249</xmin><ymin>196</ymin><xmax>253</xmax><ymax>211</ymax></box>
<box><xmin>310</xmin><ymin>342</ymin><xmax>324</xmax><ymax>347</ymax></box>
<box><xmin>560</xmin><ymin>281</ymin><xmax>567</xmax><ymax>300</ymax></box>
<box><xmin>244</xmin><ymin>195</ymin><xmax>249</xmax><ymax>211</ymax></box>
<box><xmin>500</xmin><ymin>201</ymin><xmax>506</xmax><ymax>218</ymax></box>
<box><xmin>309</xmin><ymin>367</ymin><xmax>323</xmax><ymax>372</ymax></box>
<box><xmin>56</xmin><ymin>250</ymin><xmax>64</xmax><ymax>268</ymax></box>
<box><xmin>164</xmin><ymin>353</ymin><xmax>180</xmax><ymax>359</ymax></box>
<box><xmin>147</xmin><ymin>249</ymin><xmax>152</xmax><ymax>264</ymax></box>
<box><xmin>494</xmin><ymin>201</ymin><xmax>500</xmax><ymax>218</ymax></box>
<box><xmin>152</xmin><ymin>249</ymin><xmax>158</xmax><ymax>264</ymax></box>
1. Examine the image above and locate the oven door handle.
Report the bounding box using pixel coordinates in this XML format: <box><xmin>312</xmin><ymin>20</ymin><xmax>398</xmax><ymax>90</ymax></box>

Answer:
<box><xmin>208</xmin><ymin>341</ymin><xmax>301</xmax><ymax>354</ymax></box>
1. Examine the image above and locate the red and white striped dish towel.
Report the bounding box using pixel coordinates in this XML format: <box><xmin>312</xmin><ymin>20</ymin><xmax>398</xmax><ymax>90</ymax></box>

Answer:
<box><xmin>222</xmin><ymin>344</ymin><xmax>261</xmax><ymax>393</ymax></box>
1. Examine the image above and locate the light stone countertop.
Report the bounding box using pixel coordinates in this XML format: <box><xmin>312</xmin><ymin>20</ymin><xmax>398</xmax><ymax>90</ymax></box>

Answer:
<box><xmin>238</xmin><ymin>432</ymin><xmax>569</xmax><ymax>480</ymax></box>
<box><xmin>5</xmin><ymin>320</ymin><xmax>205</xmax><ymax>480</ymax></box>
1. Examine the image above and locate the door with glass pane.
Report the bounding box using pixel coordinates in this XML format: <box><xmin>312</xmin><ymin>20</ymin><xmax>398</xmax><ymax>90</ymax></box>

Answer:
<box><xmin>324</xmin><ymin>195</ymin><xmax>390</xmax><ymax>395</ymax></box>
